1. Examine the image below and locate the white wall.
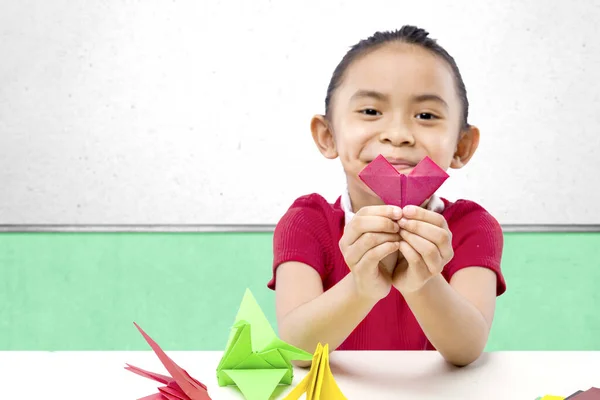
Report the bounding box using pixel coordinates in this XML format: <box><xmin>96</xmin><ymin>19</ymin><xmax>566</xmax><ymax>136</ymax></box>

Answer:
<box><xmin>1</xmin><ymin>0</ymin><xmax>599</xmax><ymax>225</ymax></box>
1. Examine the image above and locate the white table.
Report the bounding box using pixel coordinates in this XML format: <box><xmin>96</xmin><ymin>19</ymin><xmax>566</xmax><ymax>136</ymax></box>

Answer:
<box><xmin>2</xmin><ymin>351</ymin><xmax>599</xmax><ymax>399</ymax></box>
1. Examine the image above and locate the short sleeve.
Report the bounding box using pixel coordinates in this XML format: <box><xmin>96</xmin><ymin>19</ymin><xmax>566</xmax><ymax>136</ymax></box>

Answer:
<box><xmin>442</xmin><ymin>203</ymin><xmax>506</xmax><ymax>296</ymax></box>
<box><xmin>267</xmin><ymin>203</ymin><xmax>332</xmax><ymax>290</ymax></box>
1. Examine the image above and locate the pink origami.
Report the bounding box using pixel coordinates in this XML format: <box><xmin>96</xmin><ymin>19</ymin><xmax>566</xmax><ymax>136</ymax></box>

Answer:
<box><xmin>359</xmin><ymin>155</ymin><xmax>449</xmax><ymax>208</ymax></box>
<box><xmin>125</xmin><ymin>322</ymin><xmax>212</xmax><ymax>400</ymax></box>
<box><xmin>568</xmin><ymin>387</ymin><xmax>600</xmax><ymax>399</ymax></box>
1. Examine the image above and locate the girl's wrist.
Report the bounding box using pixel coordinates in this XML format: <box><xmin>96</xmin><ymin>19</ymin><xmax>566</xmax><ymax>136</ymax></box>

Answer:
<box><xmin>399</xmin><ymin>273</ymin><xmax>445</xmax><ymax>299</ymax></box>
<box><xmin>346</xmin><ymin>273</ymin><xmax>385</xmax><ymax>308</ymax></box>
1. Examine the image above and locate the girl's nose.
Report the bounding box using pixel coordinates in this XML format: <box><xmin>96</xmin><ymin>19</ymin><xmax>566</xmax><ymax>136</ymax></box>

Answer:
<box><xmin>380</xmin><ymin>126</ymin><xmax>415</xmax><ymax>146</ymax></box>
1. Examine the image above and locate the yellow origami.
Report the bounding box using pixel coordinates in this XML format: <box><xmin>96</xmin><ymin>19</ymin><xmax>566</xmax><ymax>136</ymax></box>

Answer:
<box><xmin>540</xmin><ymin>396</ymin><xmax>564</xmax><ymax>400</ymax></box>
<box><xmin>282</xmin><ymin>342</ymin><xmax>347</xmax><ymax>400</ymax></box>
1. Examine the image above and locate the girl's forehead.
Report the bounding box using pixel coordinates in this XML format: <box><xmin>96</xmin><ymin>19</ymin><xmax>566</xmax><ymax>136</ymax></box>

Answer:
<box><xmin>339</xmin><ymin>43</ymin><xmax>456</xmax><ymax>99</ymax></box>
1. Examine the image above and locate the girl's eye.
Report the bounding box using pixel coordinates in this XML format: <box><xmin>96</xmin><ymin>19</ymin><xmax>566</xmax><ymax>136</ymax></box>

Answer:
<box><xmin>416</xmin><ymin>112</ymin><xmax>437</xmax><ymax>120</ymax></box>
<box><xmin>360</xmin><ymin>108</ymin><xmax>381</xmax><ymax>116</ymax></box>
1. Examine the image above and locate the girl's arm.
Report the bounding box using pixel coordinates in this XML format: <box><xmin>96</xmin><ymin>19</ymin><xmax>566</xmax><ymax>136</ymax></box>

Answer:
<box><xmin>403</xmin><ymin>267</ymin><xmax>497</xmax><ymax>366</ymax></box>
<box><xmin>392</xmin><ymin>204</ymin><xmax>501</xmax><ymax>366</ymax></box>
<box><xmin>274</xmin><ymin>262</ymin><xmax>379</xmax><ymax>367</ymax></box>
<box><xmin>274</xmin><ymin>205</ymin><xmax>403</xmax><ymax>366</ymax></box>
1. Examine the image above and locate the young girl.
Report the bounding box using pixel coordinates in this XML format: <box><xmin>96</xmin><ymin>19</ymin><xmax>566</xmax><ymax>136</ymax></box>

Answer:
<box><xmin>267</xmin><ymin>25</ymin><xmax>506</xmax><ymax>367</ymax></box>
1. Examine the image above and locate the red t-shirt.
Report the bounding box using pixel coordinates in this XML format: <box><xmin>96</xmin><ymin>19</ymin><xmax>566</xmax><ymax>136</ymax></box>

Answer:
<box><xmin>267</xmin><ymin>193</ymin><xmax>506</xmax><ymax>351</ymax></box>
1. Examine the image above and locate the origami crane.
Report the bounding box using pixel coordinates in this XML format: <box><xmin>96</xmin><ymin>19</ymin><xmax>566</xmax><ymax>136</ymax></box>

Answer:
<box><xmin>216</xmin><ymin>288</ymin><xmax>314</xmax><ymax>400</ymax></box>
<box><xmin>282</xmin><ymin>342</ymin><xmax>347</xmax><ymax>400</ymax></box>
<box><xmin>125</xmin><ymin>322</ymin><xmax>212</xmax><ymax>400</ymax></box>
<box><xmin>359</xmin><ymin>154</ymin><xmax>449</xmax><ymax>208</ymax></box>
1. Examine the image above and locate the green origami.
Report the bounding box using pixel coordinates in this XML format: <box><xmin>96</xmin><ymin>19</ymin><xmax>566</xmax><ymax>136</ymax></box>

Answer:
<box><xmin>216</xmin><ymin>288</ymin><xmax>313</xmax><ymax>400</ymax></box>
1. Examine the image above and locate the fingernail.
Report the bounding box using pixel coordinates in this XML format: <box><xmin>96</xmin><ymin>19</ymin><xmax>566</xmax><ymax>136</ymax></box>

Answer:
<box><xmin>398</xmin><ymin>218</ymin><xmax>407</xmax><ymax>227</ymax></box>
<box><xmin>403</xmin><ymin>206</ymin><xmax>415</xmax><ymax>216</ymax></box>
<box><xmin>393</xmin><ymin>207</ymin><xmax>402</xmax><ymax>218</ymax></box>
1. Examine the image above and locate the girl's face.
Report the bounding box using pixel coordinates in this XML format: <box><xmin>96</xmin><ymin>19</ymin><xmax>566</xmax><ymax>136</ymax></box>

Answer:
<box><xmin>312</xmin><ymin>42</ymin><xmax>479</xmax><ymax>210</ymax></box>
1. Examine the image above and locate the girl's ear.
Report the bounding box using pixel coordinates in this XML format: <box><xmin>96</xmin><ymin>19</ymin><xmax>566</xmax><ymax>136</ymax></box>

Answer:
<box><xmin>450</xmin><ymin>125</ymin><xmax>480</xmax><ymax>169</ymax></box>
<box><xmin>311</xmin><ymin>114</ymin><xmax>338</xmax><ymax>159</ymax></box>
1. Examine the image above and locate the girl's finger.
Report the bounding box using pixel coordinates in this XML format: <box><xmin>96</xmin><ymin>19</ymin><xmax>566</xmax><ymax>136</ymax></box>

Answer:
<box><xmin>398</xmin><ymin>240</ymin><xmax>432</xmax><ymax>283</ymax></box>
<box><xmin>342</xmin><ymin>216</ymin><xmax>399</xmax><ymax>247</ymax></box>
<box><xmin>402</xmin><ymin>205</ymin><xmax>448</xmax><ymax>229</ymax></box>
<box><xmin>398</xmin><ymin>219</ymin><xmax>453</xmax><ymax>261</ymax></box>
<box><xmin>355</xmin><ymin>205</ymin><xmax>403</xmax><ymax>219</ymax></box>
<box><xmin>345</xmin><ymin>232</ymin><xmax>401</xmax><ymax>267</ymax></box>
<box><xmin>355</xmin><ymin>240</ymin><xmax>400</xmax><ymax>274</ymax></box>
<box><xmin>398</xmin><ymin>218</ymin><xmax>452</xmax><ymax>251</ymax></box>
<box><xmin>399</xmin><ymin>229</ymin><xmax>443</xmax><ymax>273</ymax></box>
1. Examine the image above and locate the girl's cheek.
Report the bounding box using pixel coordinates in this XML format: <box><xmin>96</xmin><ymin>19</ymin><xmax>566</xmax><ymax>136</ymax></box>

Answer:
<box><xmin>428</xmin><ymin>151</ymin><xmax>454</xmax><ymax>170</ymax></box>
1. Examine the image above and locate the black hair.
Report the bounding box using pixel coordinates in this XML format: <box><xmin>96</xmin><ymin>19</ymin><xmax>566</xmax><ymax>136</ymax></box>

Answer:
<box><xmin>324</xmin><ymin>25</ymin><xmax>470</xmax><ymax>130</ymax></box>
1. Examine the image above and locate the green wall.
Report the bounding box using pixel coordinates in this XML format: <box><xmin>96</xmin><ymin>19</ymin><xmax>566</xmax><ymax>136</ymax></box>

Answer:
<box><xmin>1</xmin><ymin>232</ymin><xmax>599</xmax><ymax>351</ymax></box>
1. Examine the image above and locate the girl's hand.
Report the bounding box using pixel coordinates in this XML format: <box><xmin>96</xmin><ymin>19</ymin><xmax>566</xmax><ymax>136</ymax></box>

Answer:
<box><xmin>339</xmin><ymin>205</ymin><xmax>403</xmax><ymax>302</ymax></box>
<box><xmin>392</xmin><ymin>205</ymin><xmax>454</xmax><ymax>294</ymax></box>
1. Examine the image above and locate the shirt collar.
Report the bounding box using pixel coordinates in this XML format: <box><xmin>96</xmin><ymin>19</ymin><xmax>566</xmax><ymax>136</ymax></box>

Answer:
<box><xmin>340</xmin><ymin>186</ymin><xmax>445</xmax><ymax>225</ymax></box>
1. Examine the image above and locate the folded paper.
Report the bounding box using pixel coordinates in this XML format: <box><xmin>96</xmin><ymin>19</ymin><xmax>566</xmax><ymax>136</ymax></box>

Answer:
<box><xmin>126</xmin><ymin>322</ymin><xmax>212</xmax><ymax>400</ymax></box>
<box><xmin>283</xmin><ymin>342</ymin><xmax>346</xmax><ymax>400</ymax></box>
<box><xmin>216</xmin><ymin>288</ymin><xmax>313</xmax><ymax>400</ymax></box>
<box><xmin>359</xmin><ymin>154</ymin><xmax>449</xmax><ymax>208</ymax></box>
<box><xmin>565</xmin><ymin>392</ymin><xmax>584</xmax><ymax>399</ymax></box>
<box><xmin>566</xmin><ymin>387</ymin><xmax>600</xmax><ymax>399</ymax></box>
<box><xmin>536</xmin><ymin>388</ymin><xmax>600</xmax><ymax>400</ymax></box>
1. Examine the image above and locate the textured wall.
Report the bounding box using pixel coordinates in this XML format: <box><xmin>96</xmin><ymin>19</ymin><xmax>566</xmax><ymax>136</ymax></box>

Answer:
<box><xmin>1</xmin><ymin>0</ymin><xmax>599</xmax><ymax>225</ymax></box>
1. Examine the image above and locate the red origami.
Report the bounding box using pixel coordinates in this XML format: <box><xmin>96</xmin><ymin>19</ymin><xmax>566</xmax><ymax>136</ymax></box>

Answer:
<box><xmin>358</xmin><ymin>154</ymin><xmax>449</xmax><ymax>208</ymax></box>
<box><xmin>125</xmin><ymin>322</ymin><xmax>212</xmax><ymax>400</ymax></box>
